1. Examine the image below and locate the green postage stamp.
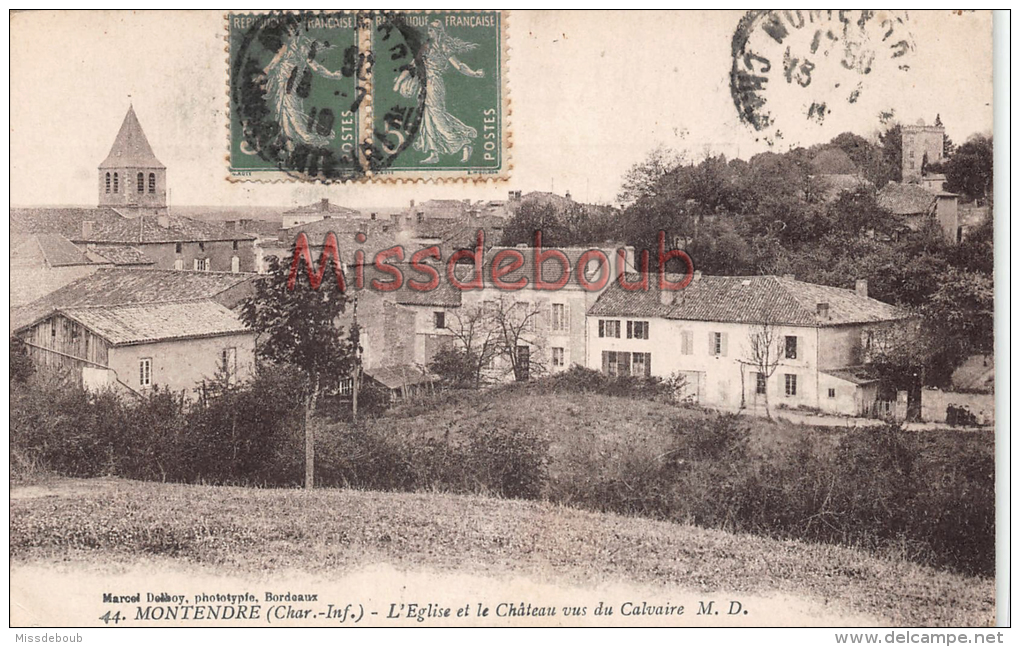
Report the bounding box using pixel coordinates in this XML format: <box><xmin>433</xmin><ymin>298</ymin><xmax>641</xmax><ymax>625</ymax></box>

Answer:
<box><xmin>227</xmin><ymin>10</ymin><xmax>509</xmax><ymax>183</ymax></box>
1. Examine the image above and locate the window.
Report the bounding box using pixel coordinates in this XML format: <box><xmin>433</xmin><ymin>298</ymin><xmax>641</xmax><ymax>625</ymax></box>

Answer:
<box><xmin>194</xmin><ymin>258</ymin><xmax>209</xmax><ymax>271</ymax></box>
<box><xmin>231</xmin><ymin>256</ymin><xmax>240</xmax><ymax>273</ymax></box>
<box><xmin>220</xmin><ymin>347</ymin><xmax>237</xmax><ymax>376</ymax></box>
<box><xmin>632</xmin><ymin>352</ymin><xmax>651</xmax><ymax>377</ymax></box>
<box><xmin>174</xmin><ymin>259</ymin><xmax>184</xmax><ymax>271</ymax></box>
<box><xmin>627</xmin><ymin>320</ymin><xmax>649</xmax><ymax>340</ymax></box>
<box><xmin>148</xmin><ymin>173</ymin><xmax>156</xmax><ymax>193</ymax></box>
<box><xmin>516</xmin><ymin>345</ymin><xmax>530</xmax><ymax>381</ymax></box>
<box><xmin>552</xmin><ymin>303</ymin><xmax>568</xmax><ymax>332</ymax></box>
<box><xmin>339</xmin><ymin>378</ymin><xmax>353</xmax><ymax>396</ymax></box>
<box><xmin>710</xmin><ymin>332</ymin><xmax>727</xmax><ymax>356</ymax></box>
<box><xmin>602</xmin><ymin>350</ymin><xmax>631</xmax><ymax>377</ymax></box>
<box><xmin>680</xmin><ymin>330</ymin><xmax>693</xmax><ymax>355</ymax></box>
<box><xmin>175</xmin><ymin>242</ymin><xmax>182</xmax><ymax>254</ymax></box>
<box><xmin>137</xmin><ymin>172</ymin><xmax>144</xmax><ymax>193</ymax></box>
<box><xmin>552</xmin><ymin>347</ymin><xmax>565</xmax><ymax>368</ymax></box>
<box><xmin>233</xmin><ymin>240</ymin><xmax>239</xmax><ymax>251</ymax></box>
<box><xmin>784</xmin><ymin>374</ymin><xmax>798</xmax><ymax>397</ymax></box>
<box><xmin>598</xmin><ymin>319</ymin><xmax>621</xmax><ymax>338</ymax></box>
<box><xmin>785</xmin><ymin>335</ymin><xmax>798</xmax><ymax>360</ymax></box>
<box><xmin>199</xmin><ymin>242</ymin><xmax>206</xmax><ymax>252</ymax></box>
<box><xmin>113</xmin><ymin>172</ymin><xmax>119</xmax><ymax>193</ymax></box>
<box><xmin>139</xmin><ymin>358</ymin><xmax>152</xmax><ymax>387</ymax></box>
<box><xmin>51</xmin><ymin>320</ymin><xmax>57</xmax><ymax>338</ymax></box>
<box><xmin>756</xmin><ymin>372</ymin><xmax>767</xmax><ymax>395</ymax></box>
<box><xmin>434</xmin><ymin>311</ymin><xmax>446</xmax><ymax>329</ymax></box>
<box><xmin>828</xmin><ymin>387</ymin><xmax>836</xmax><ymax>399</ymax></box>
<box><xmin>105</xmin><ymin>172</ymin><xmax>111</xmax><ymax>193</ymax></box>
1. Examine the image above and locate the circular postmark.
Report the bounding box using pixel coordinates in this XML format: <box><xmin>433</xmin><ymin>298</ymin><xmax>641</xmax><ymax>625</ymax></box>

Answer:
<box><xmin>230</xmin><ymin>11</ymin><xmax>426</xmax><ymax>180</ymax></box>
<box><xmin>730</xmin><ymin>10</ymin><xmax>916</xmax><ymax>143</ymax></box>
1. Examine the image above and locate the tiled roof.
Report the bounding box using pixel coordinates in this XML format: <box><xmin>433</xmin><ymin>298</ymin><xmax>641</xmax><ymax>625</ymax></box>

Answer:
<box><xmin>59</xmin><ymin>301</ymin><xmax>248</xmax><ymax>346</ymax></box>
<box><xmin>816</xmin><ymin>174</ymin><xmax>873</xmax><ymax>203</ymax></box>
<box><xmin>10</xmin><ymin>207</ymin><xmax>126</xmax><ymax>238</ymax></box>
<box><xmin>11</xmin><ymin>268</ymin><xmax>255</xmax><ymax>331</ymax></box>
<box><xmin>284</xmin><ymin>199</ymin><xmax>361</xmax><ymax>217</ymax></box>
<box><xmin>32</xmin><ymin>234</ymin><xmax>93</xmax><ymax>267</ymax></box>
<box><xmin>823</xmin><ymin>367</ymin><xmax>880</xmax><ymax>385</ymax></box>
<box><xmin>74</xmin><ymin>214</ymin><xmax>256</xmax><ymax>243</ymax></box>
<box><xmin>588</xmin><ymin>274</ymin><xmax>912</xmax><ymax>327</ymax></box>
<box><xmin>877</xmin><ymin>182</ymin><xmax>936</xmax><ymax>216</ymax></box>
<box><xmin>479</xmin><ymin>246</ymin><xmax>614</xmax><ymax>291</ymax></box>
<box><xmin>99</xmin><ymin>106</ymin><xmax>164</xmax><ymax>169</ymax></box>
<box><xmin>365</xmin><ymin>364</ymin><xmax>435</xmax><ymax>390</ymax></box>
<box><xmin>282</xmin><ymin>217</ymin><xmax>391</xmax><ymax>238</ymax></box>
<box><xmin>349</xmin><ymin>262</ymin><xmax>463</xmax><ymax>307</ymax></box>
<box><xmin>89</xmin><ymin>245</ymin><xmax>154</xmax><ymax>266</ymax></box>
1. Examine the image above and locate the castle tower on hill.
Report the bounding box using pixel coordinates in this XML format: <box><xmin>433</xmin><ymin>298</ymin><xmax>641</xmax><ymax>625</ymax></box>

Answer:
<box><xmin>901</xmin><ymin>117</ymin><xmax>945</xmax><ymax>183</ymax></box>
<box><xmin>98</xmin><ymin>106</ymin><xmax>167</xmax><ymax>218</ymax></box>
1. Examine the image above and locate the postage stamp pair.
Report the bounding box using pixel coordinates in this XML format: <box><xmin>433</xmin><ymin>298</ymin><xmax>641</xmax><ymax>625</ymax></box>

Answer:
<box><xmin>227</xmin><ymin>10</ymin><xmax>508</xmax><ymax>183</ymax></box>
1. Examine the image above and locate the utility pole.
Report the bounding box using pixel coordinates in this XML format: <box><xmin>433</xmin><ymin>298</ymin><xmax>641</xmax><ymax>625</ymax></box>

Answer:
<box><xmin>351</xmin><ymin>297</ymin><xmax>361</xmax><ymax>421</ymax></box>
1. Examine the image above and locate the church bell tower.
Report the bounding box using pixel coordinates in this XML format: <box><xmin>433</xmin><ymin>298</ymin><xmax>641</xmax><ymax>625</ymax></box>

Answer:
<box><xmin>98</xmin><ymin>105</ymin><xmax>167</xmax><ymax>218</ymax></box>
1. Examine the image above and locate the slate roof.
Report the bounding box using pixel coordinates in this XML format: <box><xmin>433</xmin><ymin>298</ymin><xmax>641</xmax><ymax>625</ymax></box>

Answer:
<box><xmin>10</xmin><ymin>207</ymin><xmax>126</xmax><ymax>238</ymax></box>
<box><xmin>877</xmin><ymin>182</ymin><xmax>936</xmax><ymax>216</ymax></box>
<box><xmin>74</xmin><ymin>214</ymin><xmax>256</xmax><ymax>243</ymax></box>
<box><xmin>11</xmin><ymin>268</ymin><xmax>255</xmax><ymax>331</ymax></box>
<box><xmin>588</xmin><ymin>274</ymin><xmax>912</xmax><ymax>327</ymax></box>
<box><xmin>59</xmin><ymin>301</ymin><xmax>248</xmax><ymax>346</ymax></box>
<box><xmin>99</xmin><ymin>106</ymin><xmax>165</xmax><ymax>169</ymax></box>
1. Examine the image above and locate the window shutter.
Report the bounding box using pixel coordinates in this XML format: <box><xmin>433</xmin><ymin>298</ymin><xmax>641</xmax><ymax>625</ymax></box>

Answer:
<box><xmin>601</xmin><ymin>351</ymin><xmax>610</xmax><ymax>374</ymax></box>
<box><xmin>627</xmin><ymin>321</ymin><xmax>633</xmax><ymax>339</ymax></box>
<box><xmin>620</xmin><ymin>352</ymin><xmax>631</xmax><ymax>376</ymax></box>
<box><xmin>193</xmin><ymin>258</ymin><xmax>199</xmax><ymax>271</ymax></box>
<box><xmin>564</xmin><ymin>302</ymin><xmax>570</xmax><ymax>331</ymax></box>
<box><xmin>709</xmin><ymin>332</ymin><xmax>715</xmax><ymax>355</ymax></box>
<box><xmin>721</xmin><ymin>332</ymin><xmax>729</xmax><ymax>357</ymax></box>
<box><xmin>599</xmin><ymin>320</ymin><xmax>604</xmax><ymax>338</ymax></box>
<box><xmin>644</xmin><ymin>353</ymin><xmax>651</xmax><ymax>377</ymax></box>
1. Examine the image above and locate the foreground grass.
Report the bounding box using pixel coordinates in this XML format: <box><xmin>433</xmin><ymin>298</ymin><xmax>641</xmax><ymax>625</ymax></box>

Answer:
<box><xmin>11</xmin><ymin>477</ymin><xmax>994</xmax><ymax>626</ymax></box>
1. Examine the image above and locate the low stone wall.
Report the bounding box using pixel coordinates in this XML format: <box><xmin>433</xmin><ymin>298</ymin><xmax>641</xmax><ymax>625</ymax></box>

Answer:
<box><xmin>921</xmin><ymin>389</ymin><xmax>995</xmax><ymax>425</ymax></box>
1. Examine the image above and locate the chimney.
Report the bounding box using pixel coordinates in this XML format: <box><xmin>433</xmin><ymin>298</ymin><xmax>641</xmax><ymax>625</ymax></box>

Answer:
<box><xmin>855</xmin><ymin>279</ymin><xmax>868</xmax><ymax>298</ymax></box>
<box><xmin>565</xmin><ymin>190</ymin><xmax>572</xmax><ymax>201</ymax></box>
<box><xmin>816</xmin><ymin>302</ymin><xmax>830</xmax><ymax>320</ymax></box>
<box><xmin>409</xmin><ymin>199</ymin><xmax>415</xmax><ymax>208</ymax></box>
<box><xmin>320</xmin><ymin>198</ymin><xmax>329</xmax><ymax>211</ymax></box>
<box><xmin>659</xmin><ymin>287</ymin><xmax>676</xmax><ymax>306</ymax></box>
<box><xmin>693</xmin><ymin>270</ymin><xmax>702</xmax><ymax>281</ymax></box>
<box><xmin>371</xmin><ymin>212</ymin><xmax>377</xmax><ymax>220</ymax></box>
<box><xmin>81</xmin><ymin>220</ymin><xmax>94</xmax><ymax>238</ymax></box>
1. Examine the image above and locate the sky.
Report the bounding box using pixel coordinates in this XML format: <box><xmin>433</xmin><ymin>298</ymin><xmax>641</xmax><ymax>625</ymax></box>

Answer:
<box><xmin>10</xmin><ymin>10</ymin><xmax>994</xmax><ymax>209</ymax></box>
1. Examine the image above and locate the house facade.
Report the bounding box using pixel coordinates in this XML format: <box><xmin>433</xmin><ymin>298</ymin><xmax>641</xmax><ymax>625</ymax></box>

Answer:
<box><xmin>587</xmin><ymin>274</ymin><xmax>912</xmax><ymax>416</ymax></box>
<box><xmin>15</xmin><ymin>301</ymin><xmax>255</xmax><ymax>396</ymax></box>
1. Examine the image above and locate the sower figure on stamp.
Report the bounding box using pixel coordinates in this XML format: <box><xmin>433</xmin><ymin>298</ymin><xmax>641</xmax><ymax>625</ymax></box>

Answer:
<box><xmin>260</xmin><ymin>23</ymin><xmax>345</xmax><ymax>150</ymax></box>
<box><xmin>394</xmin><ymin>20</ymin><xmax>484</xmax><ymax>164</ymax></box>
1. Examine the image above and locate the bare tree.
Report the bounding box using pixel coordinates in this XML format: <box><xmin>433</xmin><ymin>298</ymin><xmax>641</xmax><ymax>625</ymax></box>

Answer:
<box><xmin>745</xmin><ymin>320</ymin><xmax>785</xmax><ymax>419</ymax></box>
<box><xmin>441</xmin><ymin>305</ymin><xmax>501</xmax><ymax>389</ymax></box>
<box><xmin>490</xmin><ymin>295</ymin><xmax>546</xmax><ymax>382</ymax></box>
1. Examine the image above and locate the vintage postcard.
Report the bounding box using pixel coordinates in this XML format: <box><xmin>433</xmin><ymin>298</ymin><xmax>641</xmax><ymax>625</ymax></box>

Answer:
<box><xmin>9</xmin><ymin>9</ymin><xmax>1004</xmax><ymax>635</ymax></box>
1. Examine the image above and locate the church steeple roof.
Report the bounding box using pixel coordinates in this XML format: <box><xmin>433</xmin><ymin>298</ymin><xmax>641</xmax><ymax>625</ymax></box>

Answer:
<box><xmin>99</xmin><ymin>106</ymin><xmax>165</xmax><ymax>169</ymax></box>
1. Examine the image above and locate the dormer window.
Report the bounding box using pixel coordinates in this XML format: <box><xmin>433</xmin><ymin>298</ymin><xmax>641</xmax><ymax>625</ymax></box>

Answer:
<box><xmin>137</xmin><ymin>172</ymin><xmax>144</xmax><ymax>193</ymax></box>
<box><xmin>148</xmin><ymin>173</ymin><xmax>156</xmax><ymax>194</ymax></box>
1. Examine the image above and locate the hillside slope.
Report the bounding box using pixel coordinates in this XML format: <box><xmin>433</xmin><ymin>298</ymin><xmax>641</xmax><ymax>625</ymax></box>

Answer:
<box><xmin>11</xmin><ymin>477</ymin><xmax>994</xmax><ymax>626</ymax></box>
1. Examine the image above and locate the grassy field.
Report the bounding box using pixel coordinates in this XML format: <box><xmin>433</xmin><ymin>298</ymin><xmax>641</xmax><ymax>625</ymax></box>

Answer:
<box><xmin>11</xmin><ymin>476</ymin><xmax>994</xmax><ymax>626</ymax></box>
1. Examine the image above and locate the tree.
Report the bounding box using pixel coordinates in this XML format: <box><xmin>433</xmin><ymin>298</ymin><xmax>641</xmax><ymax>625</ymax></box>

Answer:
<box><xmin>429</xmin><ymin>305</ymin><xmax>500</xmax><ymax>389</ymax></box>
<box><xmin>616</xmin><ymin>144</ymin><xmax>686</xmax><ymax>206</ymax></box>
<box><xmin>490</xmin><ymin>295</ymin><xmax>545</xmax><ymax>382</ymax></box>
<box><xmin>240</xmin><ymin>253</ymin><xmax>357</xmax><ymax>488</ymax></box>
<box><xmin>878</xmin><ymin>124</ymin><xmax>903</xmax><ymax>184</ymax></box>
<box><xmin>942</xmin><ymin>135</ymin><xmax>993</xmax><ymax>203</ymax></box>
<box><xmin>500</xmin><ymin>200</ymin><xmax>568</xmax><ymax>248</ymax></box>
<box><xmin>744</xmin><ymin>320</ymin><xmax>784</xmax><ymax>419</ymax></box>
